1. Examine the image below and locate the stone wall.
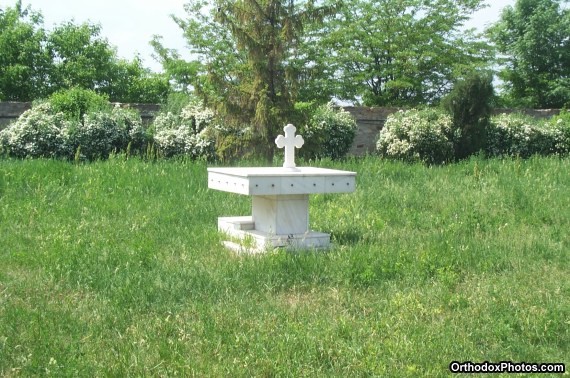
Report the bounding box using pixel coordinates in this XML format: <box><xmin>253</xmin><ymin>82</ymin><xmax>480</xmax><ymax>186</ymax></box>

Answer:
<box><xmin>0</xmin><ymin>102</ymin><xmax>160</xmax><ymax>129</ymax></box>
<box><xmin>0</xmin><ymin>102</ymin><xmax>32</xmax><ymax>128</ymax></box>
<box><xmin>0</xmin><ymin>102</ymin><xmax>561</xmax><ymax>156</ymax></box>
<box><xmin>343</xmin><ymin>107</ymin><xmax>561</xmax><ymax>156</ymax></box>
<box><xmin>343</xmin><ymin>106</ymin><xmax>402</xmax><ymax>156</ymax></box>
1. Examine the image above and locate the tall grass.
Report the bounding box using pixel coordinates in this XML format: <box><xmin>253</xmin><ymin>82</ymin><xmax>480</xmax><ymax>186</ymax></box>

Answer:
<box><xmin>0</xmin><ymin>156</ymin><xmax>568</xmax><ymax>376</ymax></box>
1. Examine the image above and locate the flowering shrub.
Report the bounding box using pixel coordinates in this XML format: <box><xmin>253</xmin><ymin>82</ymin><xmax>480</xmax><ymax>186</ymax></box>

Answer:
<box><xmin>486</xmin><ymin>113</ymin><xmax>569</xmax><ymax>158</ymax></box>
<box><xmin>299</xmin><ymin>102</ymin><xmax>357</xmax><ymax>160</ymax></box>
<box><xmin>151</xmin><ymin>102</ymin><xmax>216</xmax><ymax>160</ymax></box>
<box><xmin>0</xmin><ymin>103</ymin><xmax>72</xmax><ymax>158</ymax></box>
<box><xmin>67</xmin><ymin>107</ymin><xmax>146</xmax><ymax>160</ymax></box>
<box><xmin>108</xmin><ymin>107</ymin><xmax>147</xmax><ymax>153</ymax></box>
<box><xmin>549</xmin><ymin>110</ymin><xmax>570</xmax><ymax>155</ymax></box>
<box><xmin>377</xmin><ymin>108</ymin><xmax>456</xmax><ymax>164</ymax></box>
<box><xmin>0</xmin><ymin>103</ymin><xmax>147</xmax><ymax>160</ymax></box>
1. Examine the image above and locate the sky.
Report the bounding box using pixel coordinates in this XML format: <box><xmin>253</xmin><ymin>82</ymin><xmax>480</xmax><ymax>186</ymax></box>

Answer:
<box><xmin>14</xmin><ymin>0</ymin><xmax>516</xmax><ymax>73</ymax></box>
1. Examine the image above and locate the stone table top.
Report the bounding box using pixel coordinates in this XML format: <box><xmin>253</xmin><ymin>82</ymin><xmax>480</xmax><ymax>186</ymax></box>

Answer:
<box><xmin>207</xmin><ymin>166</ymin><xmax>356</xmax><ymax>196</ymax></box>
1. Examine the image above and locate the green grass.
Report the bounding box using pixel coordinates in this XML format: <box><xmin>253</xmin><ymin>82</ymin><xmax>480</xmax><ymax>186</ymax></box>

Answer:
<box><xmin>0</xmin><ymin>156</ymin><xmax>568</xmax><ymax>376</ymax></box>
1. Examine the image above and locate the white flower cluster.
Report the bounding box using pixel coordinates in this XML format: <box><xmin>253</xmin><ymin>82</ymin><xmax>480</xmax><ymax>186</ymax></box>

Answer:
<box><xmin>180</xmin><ymin>103</ymin><xmax>214</xmax><ymax>133</ymax></box>
<box><xmin>69</xmin><ymin>108</ymin><xmax>145</xmax><ymax>160</ymax></box>
<box><xmin>152</xmin><ymin>103</ymin><xmax>216</xmax><ymax>160</ymax></box>
<box><xmin>0</xmin><ymin>103</ymin><xmax>146</xmax><ymax>160</ymax></box>
<box><xmin>0</xmin><ymin>103</ymin><xmax>70</xmax><ymax>158</ymax></box>
<box><xmin>301</xmin><ymin>101</ymin><xmax>357</xmax><ymax>160</ymax></box>
<box><xmin>487</xmin><ymin>113</ymin><xmax>569</xmax><ymax>157</ymax></box>
<box><xmin>377</xmin><ymin>109</ymin><xmax>455</xmax><ymax>164</ymax></box>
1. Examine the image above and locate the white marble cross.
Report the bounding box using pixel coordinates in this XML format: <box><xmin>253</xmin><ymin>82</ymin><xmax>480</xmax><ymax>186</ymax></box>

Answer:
<box><xmin>275</xmin><ymin>124</ymin><xmax>304</xmax><ymax>168</ymax></box>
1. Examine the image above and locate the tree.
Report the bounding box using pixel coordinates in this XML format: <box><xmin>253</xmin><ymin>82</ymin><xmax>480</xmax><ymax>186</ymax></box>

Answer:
<box><xmin>442</xmin><ymin>71</ymin><xmax>495</xmax><ymax>159</ymax></box>
<box><xmin>150</xmin><ymin>35</ymin><xmax>200</xmax><ymax>93</ymax></box>
<box><xmin>0</xmin><ymin>1</ymin><xmax>168</xmax><ymax>103</ymax></box>
<box><xmin>47</xmin><ymin>22</ymin><xmax>169</xmax><ymax>103</ymax></box>
<box><xmin>488</xmin><ymin>0</ymin><xmax>570</xmax><ymax>108</ymax></box>
<box><xmin>47</xmin><ymin>22</ymin><xmax>117</xmax><ymax>92</ymax></box>
<box><xmin>166</xmin><ymin>0</ymin><xmax>333</xmax><ymax>160</ymax></box>
<box><xmin>313</xmin><ymin>0</ymin><xmax>493</xmax><ymax>106</ymax></box>
<box><xmin>0</xmin><ymin>1</ymin><xmax>51</xmax><ymax>101</ymax></box>
<box><xmin>107</xmin><ymin>57</ymin><xmax>170</xmax><ymax>104</ymax></box>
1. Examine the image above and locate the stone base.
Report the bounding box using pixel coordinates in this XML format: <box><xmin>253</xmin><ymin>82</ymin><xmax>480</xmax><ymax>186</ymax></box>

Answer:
<box><xmin>218</xmin><ymin>216</ymin><xmax>330</xmax><ymax>254</ymax></box>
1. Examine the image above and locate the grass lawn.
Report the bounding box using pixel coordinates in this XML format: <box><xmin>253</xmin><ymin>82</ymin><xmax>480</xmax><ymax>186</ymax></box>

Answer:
<box><xmin>0</xmin><ymin>156</ymin><xmax>568</xmax><ymax>376</ymax></box>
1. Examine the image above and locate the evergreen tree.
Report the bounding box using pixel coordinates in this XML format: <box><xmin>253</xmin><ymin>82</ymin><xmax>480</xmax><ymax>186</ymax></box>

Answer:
<box><xmin>171</xmin><ymin>0</ymin><xmax>334</xmax><ymax>160</ymax></box>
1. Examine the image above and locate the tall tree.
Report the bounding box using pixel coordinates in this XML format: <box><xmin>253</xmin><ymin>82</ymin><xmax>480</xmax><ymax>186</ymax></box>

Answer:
<box><xmin>0</xmin><ymin>1</ymin><xmax>168</xmax><ymax>103</ymax></box>
<box><xmin>47</xmin><ymin>22</ymin><xmax>117</xmax><ymax>92</ymax></box>
<box><xmin>313</xmin><ymin>0</ymin><xmax>493</xmax><ymax>106</ymax></box>
<box><xmin>168</xmin><ymin>0</ymin><xmax>333</xmax><ymax>160</ymax></box>
<box><xmin>488</xmin><ymin>0</ymin><xmax>570</xmax><ymax>108</ymax></box>
<box><xmin>0</xmin><ymin>1</ymin><xmax>51</xmax><ymax>101</ymax></box>
<box><xmin>48</xmin><ymin>22</ymin><xmax>169</xmax><ymax>103</ymax></box>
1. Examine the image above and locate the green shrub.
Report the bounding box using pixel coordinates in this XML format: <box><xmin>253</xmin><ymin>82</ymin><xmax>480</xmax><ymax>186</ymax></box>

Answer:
<box><xmin>48</xmin><ymin>87</ymin><xmax>110</xmax><ymax>121</ymax></box>
<box><xmin>549</xmin><ymin>110</ymin><xmax>570</xmax><ymax>155</ymax></box>
<box><xmin>0</xmin><ymin>102</ymin><xmax>147</xmax><ymax>160</ymax></box>
<box><xmin>298</xmin><ymin>102</ymin><xmax>357</xmax><ymax>160</ymax></box>
<box><xmin>376</xmin><ymin>108</ymin><xmax>456</xmax><ymax>165</ymax></box>
<box><xmin>109</xmin><ymin>107</ymin><xmax>148</xmax><ymax>153</ymax></box>
<box><xmin>487</xmin><ymin>113</ymin><xmax>569</xmax><ymax>158</ymax></box>
<box><xmin>0</xmin><ymin>103</ymin><xmax>73</xmax><ymax>158</ymax></box>
<box><xmin>66</xmin><ymin>107</ymin><xmax>147</xmax><ymax>160</ymax></box>
<box><xmin>442</xmin><ymin>72</ymin><xmax>494</xmax><ymax>159</ymax></box>
<box><xmin>151</xmin><ymin>101</ymin><xmax>216</xmax><ymax>160</ymax></box>
<box><xmin>210</xmin><ymin>123</ymin><xmax>255</xmax><ymax>162</ymax></box>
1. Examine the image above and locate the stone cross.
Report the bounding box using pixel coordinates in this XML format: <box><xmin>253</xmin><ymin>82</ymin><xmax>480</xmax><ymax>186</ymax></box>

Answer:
<box><xmin>275</xmin><ymin>124</ymin><xmax>304</xmax><ymax>168</ymax></box>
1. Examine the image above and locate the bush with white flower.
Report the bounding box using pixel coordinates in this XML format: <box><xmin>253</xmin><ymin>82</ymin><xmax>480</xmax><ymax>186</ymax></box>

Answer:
<box><xmin>0</xmin><ymin>102</ymin><xmax>147</xmax><ymax>160</ymax></box>
<box><xmin>67</xmin><ymin>107</ymin><xmax>146</xmax><ymax>160</ymax></box>
<box><xmin>486</xmin><ymin>113</ymin><xmax>569</xmax><ymax>158</ymax></box>
<box><xmin>548</xmin><ymin>110</ymin><xmax>570</xmax><ymax>155</ymax></box>
<box><xmin>298</xmin><ymin>102</ymin><xmax>357</xmax><ymax>160</ymax></box>
<box><xmin>151</xmin><ymin>102</ymin><xmax>216</xmax><ymax>160</ymax></box>
<box><xmin>0</xmin><ymin>103</ymin><xmax>72</xmax><ymax>158</ymax></box>
<box><xmin>377</xmin><ymin>108</ymin><xmax>456</xmax><ymax>164</ymax></box>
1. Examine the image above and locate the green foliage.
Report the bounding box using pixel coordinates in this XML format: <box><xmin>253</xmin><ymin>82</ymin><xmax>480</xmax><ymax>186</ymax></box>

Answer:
<box><xmin>151</xmin><ymin>101</ymin><xmax>216</xmax><ymax>160</ymax></box>
<box><xmin>377</xmin><ymin>108</ymin><xmax>456</xmax><ymax>164</ymax></box>
<box><xmin>150</xmin><ymin>36</ymin><xmax>200</xmax><ymax>93</ymax></box>
<box><xmin>0</xmin><ymin>2</ymin><xmax>168</xmax><ymax>103</ymax></box>
<box><xmin>298</xmin><ymin>102</ymin><xmax>357</xmax><ymax>160</ymax></box>
<box><xmin>171</xmin><ymin>0</ymin><xmax>334</xmax><ymax>160</ymax></box>
<box><xmin>0</xmin><ymin>1</ymin><xmax>51</xmax><ymax>101</ymax></box>
<box><xmin>442</xmin><ymin>71</ymin><xmax>495</xmax><ymax>159</ymax></box>
<box><xmin>209</xmin><ymin>123</ymin><xmax>256</xmax><ymax>162</ymax></box>
<box><xmin>315</xmin><ymin>0</ymin><xmax>493</xmax><ymax>106</ymax></box>
<box><xmin>488</xmin><ymin>0</ymin><xmax>570</xmax><ymax>108</ymax></box>
<box><xmin>486</xmin><ymin>113</ymin><xmax>570</xmax><ymax>158</ymax></box>
<box><xmin>66</xmin><ymin>108</ymin><xmax>147</xmax><ymax>161</ymax></box>
<box><xmin>158</xmin><ymin>92</ymin><xmax>197</xmax><ymax>115</ymax></box>
<box><xmin>48</xmin><ymin>87</ymin><xmax>110</xmax><ymax>121</ymax></box>
<box><xmin>107</xmin><ymin>57</ymin><xmax>170</xmax><ymax>104</ymax></box>
<box><xmin>377</xmin><ymin>109</ymin><xmax>570</xmax><ymax>164</ymax></box>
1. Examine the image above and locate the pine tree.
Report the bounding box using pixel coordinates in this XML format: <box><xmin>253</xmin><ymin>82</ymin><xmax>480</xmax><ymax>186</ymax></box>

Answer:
<box><xmin>176</xmin><ymin>0</ymin><xmax>333</xmax><ymax>161</ymax></box>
